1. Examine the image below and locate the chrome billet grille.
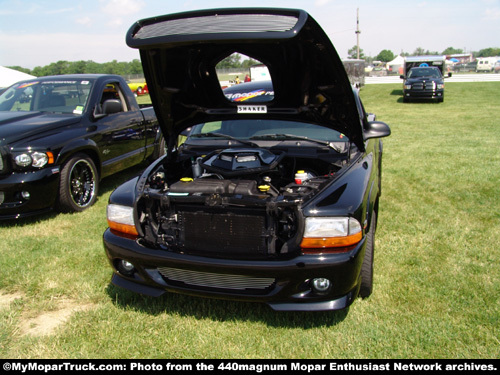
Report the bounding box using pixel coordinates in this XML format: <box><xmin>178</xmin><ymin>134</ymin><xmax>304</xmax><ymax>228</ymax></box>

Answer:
<box><xmin>134</xmin><ymin>14</ymin><xmax>298</xmax><ymax>40</ymax></box>
<box><xmin>158</xmin><ymin>267</ymin><xmax>275</xmax><ymax>291</ymax></box>
<box><xmin>0</xmin><ymin>154</ymin><xmax>3</xmax><ymax>172</ymax></box>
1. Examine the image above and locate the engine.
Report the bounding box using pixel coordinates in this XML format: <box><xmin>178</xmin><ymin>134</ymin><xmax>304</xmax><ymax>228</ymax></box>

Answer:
<box><xmin>137</xmin><ymin>148</ymin><xmax>341</xmax><ymax>259</ymax></box>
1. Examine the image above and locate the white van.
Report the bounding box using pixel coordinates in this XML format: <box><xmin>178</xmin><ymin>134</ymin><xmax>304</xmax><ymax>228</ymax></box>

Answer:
<box><xmin>476</xmin><ymin>57</ymin><xmax>498</xmax><ymax>72</ymax></box>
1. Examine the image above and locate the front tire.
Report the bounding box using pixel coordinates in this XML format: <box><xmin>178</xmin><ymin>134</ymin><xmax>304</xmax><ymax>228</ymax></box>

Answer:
<box><xmin>58</xmin><ymin>154</ymin><xmax>99</xmax><ymax>212</ymax></box>
<box><xmin>359</xmin><ymin>211</ymin><xmax>376</xmax><ymax>298</ymax></box>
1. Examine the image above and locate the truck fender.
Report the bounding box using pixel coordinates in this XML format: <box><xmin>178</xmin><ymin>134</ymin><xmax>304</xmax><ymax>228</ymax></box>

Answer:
<box><xmin>55</xmin><ymin>139</ymin><xmax>102</xmax><ymax>176</ymax></box>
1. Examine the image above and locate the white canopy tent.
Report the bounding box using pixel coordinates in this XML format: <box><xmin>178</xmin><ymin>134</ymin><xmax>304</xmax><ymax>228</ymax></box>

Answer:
<box><xmin>0</xmin><ymin>66</ymin><xmax>36</xmax><ymax>88</ymax></box>
<box><xmin>386</xmin><ymin>55</ymin><xmax>405</xmax><ymax>74</ymax></box>
<box><xmin>387</xmin><ymin>55</ymin><xmax>405</xmax><ymax>66</ymax></box>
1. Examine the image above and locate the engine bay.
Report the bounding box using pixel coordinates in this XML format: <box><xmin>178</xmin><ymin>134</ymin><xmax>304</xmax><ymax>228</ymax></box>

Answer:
<box><xmin>137</xmin><ymin>147</ymin><xmax>348</xmax><ymax>258</ymax></box>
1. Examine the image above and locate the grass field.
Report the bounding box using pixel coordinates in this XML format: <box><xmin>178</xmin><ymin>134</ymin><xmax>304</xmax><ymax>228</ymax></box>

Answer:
<box><xmin>1</xmin><ymin>82</ymin><xmax>499</xmax><ymax>359</ymax></box>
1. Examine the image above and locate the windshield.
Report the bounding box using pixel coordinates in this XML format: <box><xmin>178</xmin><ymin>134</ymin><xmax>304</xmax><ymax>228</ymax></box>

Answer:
<box><xmin>189</xmin><ymin>119</ymin><xmax>348</xmax><ymax>143</ymax></box>
<box><xmin>408</xmin><ymin>68</ymin><xmax>442</xmax><ymax>79</ymax></box>
<box><xmin>0</xmin><ymin>79</ymin><xmax>93</xmax><ymax>114</ymax></box>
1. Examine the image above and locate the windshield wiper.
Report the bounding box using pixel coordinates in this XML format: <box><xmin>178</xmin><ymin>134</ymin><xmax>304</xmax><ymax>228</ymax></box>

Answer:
<box><xmin>190</xmin><ymin>132</ymin><xmax>259</xmax><ymax>147</ymax></box>
<box><xmin>250</xmin><ymin>134</ymin><xmax>348</xmax><ymax>153</ymax></box>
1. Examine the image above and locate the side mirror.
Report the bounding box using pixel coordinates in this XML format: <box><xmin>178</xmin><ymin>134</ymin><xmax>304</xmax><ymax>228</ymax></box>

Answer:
<box><xmin>400</xmin><ymin>75</ymin><xmax>405</xmax><ymax>79</ymax></box>
<box><xmin>364</xmin><ymin>121</ymin><xmax>391</xmax><ymax>140</ymax></box>
<box><xmin>447</xmin><ymin>72</ymin><xmax>452</xmax><ymax>78</ymax></box>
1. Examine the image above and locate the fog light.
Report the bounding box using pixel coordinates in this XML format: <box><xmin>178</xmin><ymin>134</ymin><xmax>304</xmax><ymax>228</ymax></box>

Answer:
<box><xmin>21</xmin><ymin>191</ymin><xmax>30</xmax><ymax>200</ymax></box>
<box><xmin>116</xmin><ymin>259</ymin><xmax>136</xmax><ymax>276</ymax></box>
<box><xmin>311</xmin><ymin>278</ymin><xmax>331</xmax><ymax>294</ymax></box>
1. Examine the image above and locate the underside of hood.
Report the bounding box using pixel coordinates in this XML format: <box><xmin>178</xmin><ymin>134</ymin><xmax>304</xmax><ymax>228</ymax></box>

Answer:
<box><xmin>126</xmin><ymin>8</ymin><xmax>363</xmax><ymax>150</ymax></box>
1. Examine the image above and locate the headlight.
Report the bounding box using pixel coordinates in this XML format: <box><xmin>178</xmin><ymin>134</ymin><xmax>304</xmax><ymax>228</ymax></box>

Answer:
<box><xmin>31</xmin><ymin>152</ymin><xmax>49</xmax><ymax>167</ymax></box>
<box><xmin>15</xmin><ymin>153</ymin><xmax>32</xmax><ymax>167</ymax></box>
<box><xmin>404</xmin><ymin>84</ymin><xmax>412</xmax><ymax>90</ymax></box>
<box><xmin>107</xmin><ymin>204</ymin><xmax>138</xmax><ymax>237</ymax></box>
<box><xmin>437</xmin><ymin>83</ymin><xmax>444</xmax><ymax>89</ymax></box>
<box><xmin>14</xmin><ymin>151</ymin><xmax>54</xmax><ymax>168</ymax></box>
<box><xmin>301</xmin><ymin>217</ymin><xmax>362</xmax><ymax>253</ymax></box>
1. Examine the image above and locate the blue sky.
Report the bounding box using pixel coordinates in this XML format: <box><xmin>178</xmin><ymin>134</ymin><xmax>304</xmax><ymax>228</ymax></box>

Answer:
<box><xmin>1</xmin><ymin>0</ymin><xmax>499</xmax><ymax>69</ymax></box>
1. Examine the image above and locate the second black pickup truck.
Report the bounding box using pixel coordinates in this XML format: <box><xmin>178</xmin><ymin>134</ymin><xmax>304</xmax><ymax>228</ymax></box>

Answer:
<box><xmin>400</xmin><ymin>56</ymin><xmax>452</xmax><ymax>103</ymax></box>
<box><xmin>0</xmin><ymin>74</ymin><xmax>162</xmax><ymax>219</ymax></box>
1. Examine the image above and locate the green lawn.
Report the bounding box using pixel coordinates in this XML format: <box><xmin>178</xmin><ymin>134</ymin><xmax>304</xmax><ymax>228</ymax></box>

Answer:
<box><xmin>0</xmin><ymin>83</ymin><xmax>499</xmax><ymax>358</ymax></box>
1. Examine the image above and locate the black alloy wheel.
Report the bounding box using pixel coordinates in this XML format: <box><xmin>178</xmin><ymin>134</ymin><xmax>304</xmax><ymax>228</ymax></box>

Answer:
<box><xmin>58</xmin><ymin>153</ymin><xmax>99</xmax><ymax>212</ymax></box>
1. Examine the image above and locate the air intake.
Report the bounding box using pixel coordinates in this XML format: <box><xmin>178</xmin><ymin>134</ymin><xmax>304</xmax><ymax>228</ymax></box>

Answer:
<box><xmin>158</xmin><ymin>267</ymin><xmax>275</xmax><ymax>292</ymax></box>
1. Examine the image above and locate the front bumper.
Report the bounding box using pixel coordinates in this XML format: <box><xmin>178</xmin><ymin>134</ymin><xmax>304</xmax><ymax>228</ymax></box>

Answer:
<box><xmin>403</xmin><ymin>89</ymin><xmax>444</xmax><ymax>100</ymax></box>
<box><xmin>0</xmin><ymin>167</ymin><xmax>60</xmax><ymax>219</ymax></box>
<box><xmin>103</xmin><ymin>228</ymin><xmax>366</xmax><ymax>311</ymax></box>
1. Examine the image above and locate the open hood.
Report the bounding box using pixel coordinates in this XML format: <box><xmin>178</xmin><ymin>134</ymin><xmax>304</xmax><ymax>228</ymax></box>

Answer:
<box><xmin>126</xmin><ymin>8</ymin><xmax>364</xmax><ymax>150</ymax></box>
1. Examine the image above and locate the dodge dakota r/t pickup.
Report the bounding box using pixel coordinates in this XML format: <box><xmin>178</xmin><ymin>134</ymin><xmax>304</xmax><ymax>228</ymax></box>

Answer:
<box><xmin>103</xmin><ymin>8</ymin><xmax>390</xmax><ymax>312</ymax></box>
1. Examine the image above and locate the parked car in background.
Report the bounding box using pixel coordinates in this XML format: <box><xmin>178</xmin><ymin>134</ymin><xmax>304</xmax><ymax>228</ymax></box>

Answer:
<box><xmin>452</xmin><ymin>63</ymin><xmax>467</xmax><ymax>72</ymax></box>
<box><xmin>0</xmin><ymin>74</ymin><xmax>162</xmax><ymax>219</ymax></box>
<box><xmin>127</xmin><ymin>81</ymin><xmax>148</xmax><ymax>96</ymax></box>
<box><xmin>465</xmin><ymin>61</ymin><xmax>478</xmax><ymax>72</ymax></box>
<box><xmin>494</xmin><ymin>61</ymin><xmax>500</xmax><ymax>74</ymax></box>
<box><xmin>103</xmin><ymin>8</ymin><xmax>391</xmax><ymax>312</ymax></box>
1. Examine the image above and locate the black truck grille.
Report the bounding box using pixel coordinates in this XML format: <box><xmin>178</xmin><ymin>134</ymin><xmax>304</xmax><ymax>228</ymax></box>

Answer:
<box><xmin>179</xmin><ymin>209</ymin><xmax>268</xmax><ymax>257</ymax></box>
<box><xmin>412</xmin><ymin>81</ymin><xmax>436</xmax><ymax>91</ymax></box>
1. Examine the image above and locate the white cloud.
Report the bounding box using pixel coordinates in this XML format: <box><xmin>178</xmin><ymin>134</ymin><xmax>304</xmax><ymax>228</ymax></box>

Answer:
<box><xmin>107</xmin><ymin>18</ymin><xmax>124</xmax><ymax>27</ymax></box>
<box><xmin>45</xmin><ymin>8</ymin><xmax>74</xmax><ymax>15</ymax></box>
<box><xmin>100</xmin><ymin>0</ymin><xmax>145</xmax><ymax>16</ymax></box>
<box><xmin>75</xmin><ymin>17</ymin><xmax>92</xmax><ymax>26</ymax></box>
<box><xmin>483</xmin><ymin>7</ymin><xmax>500</xmax><ymax>19</ymax></box>
<box><xmin>99</xmin><ymin>0</ymin><xmax>145</xmax><ymax>29</ymax></box>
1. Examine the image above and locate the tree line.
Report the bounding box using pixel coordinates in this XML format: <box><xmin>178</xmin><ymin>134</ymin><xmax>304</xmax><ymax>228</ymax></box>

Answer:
<box><xmin>7</xmin><ymin>54</ymin><xmax>261</xmax><ymax>77</ymax></box>
<box><xmin>348</xmin><ymin>46</ymin><xmax>500</xmax><ymax>63</ymax></box>
<box><xmin>6</xmin><ymin>46</ymin><xmax>500</xmax><ymax>77</ymax></box>
<box><xmin>7</xmin><ymin>59</ymin><xmax>144</xmax><ymax>77</ymax></box>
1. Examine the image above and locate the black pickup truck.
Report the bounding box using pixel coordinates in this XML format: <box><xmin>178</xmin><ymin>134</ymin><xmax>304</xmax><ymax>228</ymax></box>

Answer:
<box><xmin>0</xmin><ymin>74</ymin><xmax>162</xmax><ymax>219</ymax></box>
<box><xmin>400</xmin><ymin>56</ymin><xmax>452</xmax><ymax>103</ymax></box>
<box><xmin>103</xmin><ymin>8</ymin><xmax>391</xmax><ymax>312</ymax></box>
